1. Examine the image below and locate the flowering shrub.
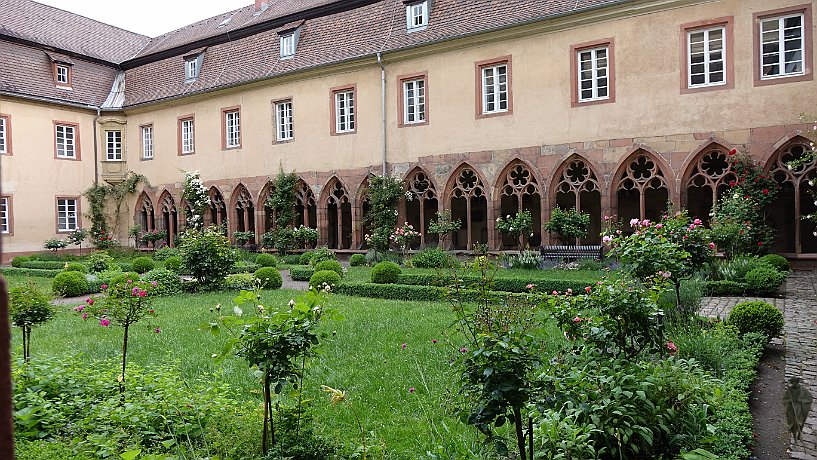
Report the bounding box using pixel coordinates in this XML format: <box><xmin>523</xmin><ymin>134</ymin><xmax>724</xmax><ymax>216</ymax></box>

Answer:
<box><xmin>292</xmin><ymin>225</ymin><xmax>319</xmax><ymax>248</ymax></box>
<box><xmin>90</xmin><ymin>226</ymin><xmax>116</xmax><ymax>249</ymax></box>
<box><xmin>43</xmin><ymin>238</ymin><xmax>68</xmax><ymax>252</ymax></box>
<box><xmin>182</xmin><ymin>170</ymin><xmax>210</xmax><ymax>231</ymax></box>
<box><xmin>508</xmin><ymin>250</ymin><xmax>542</xmax><ymax>270</ymax></box>
<box><xmin>496</xmin><ymin>210</ymin><xmax>534</xmax><ymax>247</ymax></box>
<box><xmin>66</xmin><ymin>228</ymin><xmax>88</xmax><ymax>255</ymax></box>
<box><xmin>141</xmin><ymin>229</ymin><xmax>167</xmax><ymax>245</ymax></box>
<box><xmin>544</xmin><ymin>207</ymin><xmax>590</xmax><ymax>244</ymax></box>
<box><xmin>390</xmin><ymin>222</ymin><xmax>421</xmax><ymax>255</ymax></box>
<box><xmin>363</xmin><ymin>175</ymin><xmax>404</xmax><ymax>252</ymax></box>
<box><xmin>78</xmin><ymin>278</ymin><xmax>158</xmax><ymax>392</ymax></box>
<box><xmin>428</xmin><ymin>210</ymin><xmax>461</xmax><ymax>249</ymax></box>
<box><xmin>233</xmin><ymin>230</ymin><xmax>254</xmax><ymax>245</ymax></box>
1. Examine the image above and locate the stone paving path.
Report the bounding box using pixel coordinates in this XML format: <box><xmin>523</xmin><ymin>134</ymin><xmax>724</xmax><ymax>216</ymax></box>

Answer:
<box><xmin>700</xmin><ymin>272</ymin><xmax>817</xmax><ymax>459</ymax></box>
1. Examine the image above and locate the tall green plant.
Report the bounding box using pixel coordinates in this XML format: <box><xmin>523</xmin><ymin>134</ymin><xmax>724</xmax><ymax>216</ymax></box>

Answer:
<box><xmin>266</xmin><ymin>168</ymin><xmax>298</xmax><ymax>253</ymax></box>
<box><xmin>428</xmin><ymin>209</ymin><xmax>462</xmax><ymax>249</ymax></box>
<box><xmin>181</xmin><ymin>170</ymin><xmax>210</xmax><ymax>231</ymax></box>
<box><xmin>544</xmin><ymin>207</ymin><xmax>590</xmax><ymax>244</ymax></box>
<box><xmin>178</xmin><ymin>228</ymin><xmax>236</xmax><ymax>288</ymax></box>
<box><xmin>363</xmin><ymin>175</ymin><xmax>403</xmax><ymax>252</ymax></box>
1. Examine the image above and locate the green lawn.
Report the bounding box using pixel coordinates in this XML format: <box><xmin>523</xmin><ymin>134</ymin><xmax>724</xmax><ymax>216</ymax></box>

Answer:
<box><xmin>9</xmin><ymin>274</ymin><xmax>558</xmax><ymax>458</ymax></box>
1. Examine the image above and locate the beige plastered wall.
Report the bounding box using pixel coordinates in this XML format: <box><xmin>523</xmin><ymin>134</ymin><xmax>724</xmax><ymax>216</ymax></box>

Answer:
<box><xmin>0</xmin><ymin>98</ymin><xmax>96</xmax><ymax>256</ymax></box>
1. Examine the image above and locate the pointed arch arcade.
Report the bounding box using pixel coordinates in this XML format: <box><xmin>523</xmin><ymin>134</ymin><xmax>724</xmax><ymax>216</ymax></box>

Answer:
<box><xmin>158</xmin><ymin>191</ymin><xmax>178</xmax><ymax>247</ymax></box>
<box><xmin>231</xmin><ymin>184</ymin><xmax>256</xmax><ymax>244</ymax></box>
<box><xmin>613</xmin><ymin>149</ymin><xmax>671</xmax><ymax>224</ymax></box>
<box><xmin>355</xmin><ymin>176</ymin><xmax>372</xmax><ymax>249</ymax></box>
<box><xmin>765</xmin><ymin>137</ymin><xmax>817</xmax><ymax>254</ymax></box>
<box><xmin>135</xmin><ymin>192</ymin><xmax>155</xmax><ymax>248</ymax></box>
<box><xmin>446</xmin><ymin>164</ymin><xmax>490</xmax><ymax>250</ymax></box>
<box><xmin>322</xmin><ymin>177</ymin><xmax>352</xmax><ymax>249</ymax></box>
<box><xmin>258</xmin><ymin>181</ymin><xmax>276</xmax><ymax>235</ymax></box>
<box><xmin>682</xmin><ymin>142</ymin><xmax>736</xmax><ymax>224</ymax></box>
<box><xmin>208</xmin><ymin>187</ymin><xmax>228</xmax><ymax>231</ymax></box>
<box><xmin>552</xmin><ymin>156</ymin><xmax>602</xmax><ymax>244</ymax></box>
<box><xmin>295</xmin><ymin>179</ymin><xmax>317</xmax><ymax>248</ymax></box>
<box><xmin>403</xmin><ymin>167</ymin><xmax>439</xmax><ymax>248</ymax></box>
<box><xmin>496</xmin><ymin>160</ymin><xmax>542</xmax><ymax>248</ymax></box>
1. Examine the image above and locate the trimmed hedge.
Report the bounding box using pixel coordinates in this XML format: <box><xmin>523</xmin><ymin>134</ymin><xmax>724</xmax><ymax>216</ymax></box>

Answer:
<box><xmin>255</xmin><ymin>253</ymin><xmax>278</xmax><ymax>268</ymax></box>
<box><xmin>704</xmin><ymin>280</ymin><xmax>747</xmax><ymax>296</ymax></box>
<box><xmin>281</xmin><ymin>255</ymin><xmax>301</xmax><ymax>265</ymax></box>
<box><xmin>2</xmin><ymin>267</ymin><xmax>61</xmax><ymax>278</ymax></box>
<box><xmin>289</xmin><ymin>266</ymin><xmax>315</xmax><ymax>281</ymax></box>
<box><xmin>254</xmin><ymin>267</ymin><xmax>283</xmax><ymax>290</ymax></box>
<box><xmin>63</xmin><ymin>262</ymin><xmax>88</xmax><ymax>273</ymax></box>
<box><xmin>334</xmin><ymin>282</ymin><xmax>531</xmax><ymax>303</ymax></box>
<box><xmin>314</xmin><ymin>259</ymin><xmax>343</xmax><ymax>278</ymax></box>
<box><xmin>20</xmin><ymin>261</ymin><xmax>66</xmax><ymax>270</ymax></box>
<box><xmin>117</xmin><ymin>263</ymin><xmax>134</xmax><ymax>273</ymax></box>
<box><xmin>230</xmin><ymin>262</ymin><xmax>260</xmax><ymax>274</ymax></box>
<box><xmin>396</xmin><ymin>273</ymin><xmax>598</xmax><ymax>294</ymax></box>
<box><xmin>131</xmin><ymin>257</ymin><xmax>155</xmax><ymax>274</ymax></box>
<box><xmin>11</xmin><ymin>256</ymin><xmax>31</xmax><ymax>268</ymax></box>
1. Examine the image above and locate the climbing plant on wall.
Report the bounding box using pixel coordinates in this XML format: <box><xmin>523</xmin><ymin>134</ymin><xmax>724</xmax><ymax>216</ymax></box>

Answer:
<box><xmin>84</xmin><ymin>172</ymin><xmax>148</xmax><ymax>248</ymax></box>
<box><xmin>266</xmin><ymin>167</ymin><xmax>298</xmax><ymax>254</ymax></box>
<box><xmin>181</xmin><ymin>170</ymin><xmax>210</xmax><ymax>231</ymax></box>
<box><xmin>364</xmin><ymin>175</ymin><xmax>404</xmax><ymax>252</ymax></box>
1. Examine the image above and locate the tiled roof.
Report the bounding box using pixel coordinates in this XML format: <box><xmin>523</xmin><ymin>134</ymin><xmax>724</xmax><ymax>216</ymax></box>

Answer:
<box><xmin>124</xmin><ymin>0</ymin><xmax>623</xmax><ymax>106</ymax></box>
<box><xmin>0</xmin><ymin>0</ymin><xmax>150</xmax><ymax>63</ymax></box>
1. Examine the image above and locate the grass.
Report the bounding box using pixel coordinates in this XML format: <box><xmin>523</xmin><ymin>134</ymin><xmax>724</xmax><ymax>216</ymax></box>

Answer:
<box><xmin>9</xmin><ymin>274</ymin><xmax>564</xmax><ymax>458</ymax></box>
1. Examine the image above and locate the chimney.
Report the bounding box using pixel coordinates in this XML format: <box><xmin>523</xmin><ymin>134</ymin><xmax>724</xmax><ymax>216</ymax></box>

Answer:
<box><xmin>255</xmin><ymin>0</ymin><xmax>270</xmax><ymax>13</ymax></box>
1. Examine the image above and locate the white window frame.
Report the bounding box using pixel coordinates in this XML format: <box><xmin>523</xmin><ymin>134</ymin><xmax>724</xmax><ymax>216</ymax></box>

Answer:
<box><xmin>0</xmin><ymin>117</ymin><xmax>6</xmax><ymax>155</ymax></box>
<box><xmin>760</xmin><ymin>13</ymin><xmax>805</xmax><ymax>79</ymax></box>
<box><xmin>55</xmin><ymin>124</ymin><xmax>76</xmax><ymax>159</ymax></box>
<box><xmin>688</xmin><ymin>26</ymin><xmax>726</xmax><ymax>88</ymax></box>
<box><xmin>406</xmin><ymin>1</ymin><xmax>428</xmax><ymax>30</ymax></box>
<box><xmin>481</xmin><ymin>64</ymin><xmax>508</xmax><ymax>114</ymax></box>
<box><xmin>185</xmin><ymin>58</ymin><xmax>198</xmax><ymax>81</ymax></box>
<box><xmin>57</xmin><ymin>198</ymin><xmax>78</xmax><ymax>232</ymax></box>
<box><xmin>225</xmin><ymin>110</ymin><xmax>241</xmax><ymax>148</ymax></box>
<box><xmin>276</xmin><ymin>101</ymin><xmax>294</xmax><ymax>141</ymax></box>
<box><xmin>142</xmin><ymin>125</ymin><xmax>154</xmax><ymax>159</ymax></box>
<box><xmin>181</xmin><ymin>118</ymin><xmax>195</xmax><ymax>154</ymax></box>
<box><xmin>0</xmin><ymin>197</ymin><xmax>9</xmax><ymax>234</ymax></box>
<box><xmin>403</xmin><ymin>78</ymin><xmax>426</xmax><ymax>124</ymax></box>
<box><xmin>55</xmin><ymin>64</ymin><xmax>69</xmax><ymax>85</ymax></box>
<box><xmin>334</xmin><ymin>90</ymin><xmax>355</xmax><ymax>133</ymax></box>
<box><xmin>106</xmin><ymin>130</ymin><xmax>122</xmax><ymax>161</ymax></box>
<box><xmin>280</xmin><ymin>33</ymin><xmax>296</xmax><ymax>58</ymax></box>
<box><xmin>577</xmin><ymin>46</ymin><xmax>610</xmax><ymax>102</ymax></box>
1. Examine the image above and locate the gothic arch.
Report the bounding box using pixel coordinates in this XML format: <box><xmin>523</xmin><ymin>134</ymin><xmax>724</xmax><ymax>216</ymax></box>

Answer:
<box><xmin>402</xmin><ymin>166</ymin><xmax>439</xmax><ymax>248</ymax></box>
<box><xmin>494</xmin><ymin>159</ymin><xmax>543</xmax><ymax>248</ymax></box>
<box><xmin>134</xmin><ymin>192</ymin><xmax>155</xmax><ymax>248</ymax></box>
<box><xmin>354</xmin><ymin>175</ymin><xmax>373</xmax><ymax>249</ymax></box>
<box><xmin>764</xmin><ymin>136</ymin><xmax>817</xmax><ymax>254</ymax></box>
<box><xmin>208</xmin><ymin>186</ymin><xmax>228</xmax><ymax>231</ymax></box>
<box><xmin>258</xmin><ymin>181</ymin><xmax>276</xmax><ymax>235</ymax></box>
<box><xmin>321</xmin><ymin>177</ymin><xmax>352</xmax><ymax>249</ymax></box>
<box><xmin>157</xmin><ymin>190</ymin><xmax>178</xmax><ymax>247</ymax></box>
<box><xmin>231</xmin><ymin>184</ymin><xmax>256</xmax><ymax>243</ymax></box>
<box><xmin>295</xmin><ymin>179</ymin><xmax>317</xmax><ymax>230</ymax></box>
<box><xmin>444</xmin><ymin>162</ymin><xmax>491</xmax><ymax>250</ymax></box>
<box><xmin>611</xmin><ymin>148</ymin><xmax>673</xmax><ymax>225</ymax></box>
<box><xmin>550</xmin><ymin>155</ymin><xmax>603</xmax><ymax>244</ymax></box>
<box><xmin>680</xmin><ymin>141</ymin><xmax>735</xmax><ymax>223</ymax></box>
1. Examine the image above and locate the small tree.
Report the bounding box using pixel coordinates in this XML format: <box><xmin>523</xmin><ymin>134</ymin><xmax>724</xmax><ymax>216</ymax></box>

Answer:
<box><xmin>43</xmin><ymin>238</ymin><xmax>68</xmax><ymax>252</ymax></box>
<box><xmin>544</xmin><ymin>207</ymin><xmax>590</xmax><ymax>245</ymax></box>
<box><xmin>78</xmin><ymin>279</ymin><xmax>158</xmax><ymax>393</ymax></box>
<box><xmin>496</xmin><ymin>210</ymin><xmax>534</xmax><ymax>250</ymax></box>
<box><xmin>428</xmin><ymin>210</ymin><xmax>462</xmax><ymax>249</ymax></box>
<box><xmin>363</xmin><ymin>175</ymin><xmax>404</xmax><ymax>253</ymax></box>
<box><xmin>66</xmin><ymin>228</ymin><xmax>89</xmax><ymax>255</ymax></box>
<box><xmin>203</xmin><ymin>287</ymin><xmax>336</xmax><ymax>455</ymax></box>
<box><xmin>9</xmin><ymin>284</ymin><xmax>55</xmax><ymax>362</ymax></box>
<box><xmin>234</xmin><ymin>230</ymin><xmax>255</xmax><ymax>246</ymax></box>
<box><xmin>178</xmin><ymin>228</ymin><xmax>236</xmax><ymax>288</ymax></box>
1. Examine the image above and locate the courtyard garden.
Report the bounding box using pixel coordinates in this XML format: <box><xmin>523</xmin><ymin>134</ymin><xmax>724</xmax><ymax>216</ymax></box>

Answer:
<box><xmin>3</xmin><ymin>155</ymin><xmax>800</xmax><ymax>459</ymax></box>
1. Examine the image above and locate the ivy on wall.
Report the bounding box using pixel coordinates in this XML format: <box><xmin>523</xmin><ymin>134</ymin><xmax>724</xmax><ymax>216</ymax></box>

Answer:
<box><xmin>84</xmin><ymin>172</ymin><xmax>148</xmax><ymax>248</ymax></box>
<box><xmin>265</xmin><ymin>167</ymin><xmax>298</xmax><ymax>254</ymax></box>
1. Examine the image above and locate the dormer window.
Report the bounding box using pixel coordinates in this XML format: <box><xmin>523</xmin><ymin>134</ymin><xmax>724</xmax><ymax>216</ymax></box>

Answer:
<box><xmin>280</xmin><ymin>33</ymin><xmax>295</xmax><ymax>58</ymax></box>
<box><xmin>53</xmin><ymin>63</ymin><xmax>72</xmax><ymax>87</ymax></box>
<box><xmin>406</xmin><ymin>1</ymin><xmax>428</xmax><ymax>31</ymax></box>
<box><xmin>185</xmin><ymin>58</ymin><xmax>198</xmax><ymax>81</ymax></box>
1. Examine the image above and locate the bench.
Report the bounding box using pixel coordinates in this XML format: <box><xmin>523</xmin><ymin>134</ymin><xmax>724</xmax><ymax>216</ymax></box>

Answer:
<box><xmin>540</xmin><ymin>245</ymin><xmax>603</xmax><ymax>261</ymax></box>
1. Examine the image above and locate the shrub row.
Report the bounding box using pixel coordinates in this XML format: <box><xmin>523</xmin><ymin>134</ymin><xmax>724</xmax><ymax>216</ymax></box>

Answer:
<box><xmin>703</xmin><ymin>280</ymin><xmax>746</xmax><ymax>296</ymax></box>
<box><xmin>229</xmin><ymin>262</ymin><xmax>260</xmax><ymax>274</ymax></box>
<box><xmin>396</xmin><ymin>273</ymin><xmax>598</xmax><ymax>294</ymax></box>
<box><xmin>334</xmin><ymin>282</ymin><xmax>530</xmax><ymax>303</ymax></box>
<box><xmin>703</xmin><ymin>278</ymin><xmax>784</xmax><ymax>297</ymax></box>
<box><xmin>18</xmin><ymin>260</ymin><xmax>66</xmax><ymax>270</ymax></box>
<box><xmin>2</xmin><ymin>267</ymin><xmax>61</xmax><ymax>278</ymax></box>
<box><xmin>289</xmin><ymin>266</ymin><xmax>315</xmax><ymax>281</ymax></box>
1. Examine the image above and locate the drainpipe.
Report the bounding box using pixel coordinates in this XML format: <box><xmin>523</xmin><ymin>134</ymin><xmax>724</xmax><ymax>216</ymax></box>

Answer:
<box><xmin>377</xmin><ymin>52</ymin><xmax>387</xmax><ymax>176</ymax></box>
<box><xmin>93</xmin><ymin>107</ymin><xmax>100</xmax><ymax>185</ymax></box>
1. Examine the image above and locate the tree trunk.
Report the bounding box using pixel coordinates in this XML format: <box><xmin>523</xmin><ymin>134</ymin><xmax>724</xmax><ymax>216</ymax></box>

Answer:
<box><xmin>513</xmin><ymin>406</ymin><xmax>527</xmax><ymax>460</ymax></box>
<box><xmin>119</xmin><ymin>324</ymin><xmax>129</xmax><ymax>394</ymax></box>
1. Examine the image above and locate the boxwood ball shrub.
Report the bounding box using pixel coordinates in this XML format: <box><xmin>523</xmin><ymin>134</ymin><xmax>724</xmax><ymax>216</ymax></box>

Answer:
<box><xmin>371</xmin><ymin>261</ymin><xmax>402</xmax><ymax>284</ymax></box>
<box><xmin>744</xmin><ymin>266</ymin><xmax>785</xmax><ymax>296</ymax></box>
<box><xmin>111</xmin><ymin>271</ymin><xmax>141</xmax><ymax>285</ymax></box>
<box><xmin>255</xmin><ymin>253</ymin><xmax>278</xmax><ymax>268</ymax></box>
<box><xmin>728</xmin><ymin>300</ymin><xmax>784</xmax><ymax>340</ymax></box>
<box><xmin>314</xmin><ymin>259</ymin><xmax>343</xmax><ymax>278</ymax></box>
<box><xmin>164</xmin><ymin>255</ymin><xmax>182</xmax><ymax>272</ymax></box>
<box><xmin>760</xmin><ymin>253</ymin><xmax>790</xmax><ymax>273</ymax></box>
<box><xmin>349</xmin><ymin>253</ymin><xmax>366</xmax><ymax>267</ymax></box>
<box><xmin>254</xmin><ymin>267</ymin><xmax>283</xmax><ymax>290</ymax></box>
<box><xmin>142</xmin><ymin>268</ymin><xmax>182</xmax><ymax>296</ymax></box>
<box><xmin>309</xmin><ymin>270</ymin><xmax>341</xmax><ymax>291</ymax></box>
<box><xmin>11</xmin><ymin>256</ymin><xmax>31</xmax><ymax>268</ymax></box>
<box><xmin>299</xmin><ymin>251</ymin><xmax>315</xmax><ymax>265</ymax></box>
<box><xmin>63</xmin><ymin>262</ymin><xmax>88</xmax><ymax>273</ymax></box>
<box><xmin>52</xmin><ymin>271</ymin><xmax>90</xmax><ymax>297</ymax></box>
<box><xmin>131</xmin><ymin>256</ymin><xmax>156</xmax><ymax>274</ymax></box>
<box><xmin>410</xmin><ymin>247</ymin><xmax>451</xmax><ymax>269</ymax></box>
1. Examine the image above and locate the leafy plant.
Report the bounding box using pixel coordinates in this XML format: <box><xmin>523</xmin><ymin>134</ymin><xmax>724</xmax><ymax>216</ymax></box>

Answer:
<box><xmin>9</xmin><ymin>284</ymin><xmax>54</xmax><ymax>362</ymax></box>
<box><xmin>309</xmin><ymin>270</ymin><xmax>341</xmax><ymax>291</ymax></box>
<box><xmin>544</xmin><ymin>207</ymin><xmax>590</xmax><ymax>244</ymax></box>
<box><xmin>178</xmin><ymin>228</ymin><xmax>236</xmax><ymax>288</ymax></box>
<box><xmin>63</xmin><ymin>262</ymin><xmax>88</xmax><ymax>273</ymax></box>
<box><xmin>760</xmin><ymin>253</ymin><xmax>790</xmax><ymax>273</ymax></box>
<box><xmin>507</xmin><ymin>250</ymin><xmax>542</xmax><ymax>270</ymax></box>
<box><xmin>728</xmin><ymin>301</ymin><xmax>784</xmax><ymax>341</ymax></box>
<box><xmin>362</xmin><ymin>175</ymin><xmax>404</xmax><ymax>252</ymax></box>
<box><xmin>314</xmin><ymin>259</ymin><xmax>343</xmax><ymax>278</ymax></box>
<box><xmin>233</xmin><ymin>230</ymin><xmax>255</xmax><ymax>246</ymax></box>
<box><xmin>43</xmin><ymin>238</ymin><xmax>68</xmax><ymax>252</ymax></box>
<box><xmin>181</xmin><ymin>170</ymin><xmax>210</xmax><ymax>230</ymax></box>
<box><xmin>292</xmin><ymin>225</ymin><xmax>319</xmax><ymax>249</ymax></box>
<box><xmin>309</xmin><ymin>246</ymin><xmax>336</xmax><ymax>266</ymax></box>
<box><xmin>743</xmin><ymin>267</ymin><xmax>785</xmax><ymax>296</ymax></box>
<box><xmin>66</xmin><ymin>228</ymin><xmax>89</xmax><ymax>255</ymax></box>
<box><xmin>256</xmin><ymin>253</ymin><xmax>278</xmax><ymax>267</ymax></box>
<box><xmin>409</xmin><ymin>247</ymin><xmax>452</xmax><ymax>269</ymax></box>
<box><xmin>266</xmin><ymin>168</ymin><xmax>299</xmax><ymax>254</ymax></box>
<box><xmin>131</xmin><ymin>256</ymin><xmax>155</xmax><ymax>274</ymax></box>
<box><xmin>428</xmin><ymin>210</ymin><xmax>462</xmax><ymax>249</ymax></box>
<box><xmin>142</xmin><ymin>268</ymin><xmax>182</xmax><ymax>296</ymax></box>
<box><xmin>371</xmin><ymin>261</ymin><xmax>401</xmax><ymax>284</ymax></box>
<box><xmin>349</xmin><ymin>253</ymin><xmax>366</xmax><ymax>267</ymax></box>
<box><xmin>254</xmin><ymin>267</ymin><xmax>283</xmax><ymax>289</ymax></box>
<box><xmin>86</xmin><ymin>251</ymin><xmax>114</xmax><ymax>273</ymax></box>
<box><xmin>84</xmin><ymin>172</ymin><xmax>147</xmax><ymax>248</ymax></box>
<box><xmin>496</xmin><ymin>210</ymin><xmax>534</xmax><ymax>249</ymax></box>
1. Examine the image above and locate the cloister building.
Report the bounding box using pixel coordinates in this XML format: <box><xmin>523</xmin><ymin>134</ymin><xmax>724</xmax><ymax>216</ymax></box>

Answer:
<box><xmin>1</xmin><ymin>0</ymin><xmax>816</xmax><ymax>260</ymax></box>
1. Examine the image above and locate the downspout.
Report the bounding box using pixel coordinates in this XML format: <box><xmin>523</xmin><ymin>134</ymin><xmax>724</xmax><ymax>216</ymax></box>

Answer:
<box><xmin>377</xmin><ymin>52</ymin><xmax>386</xmax><ymax>176</ymax></box>
<box><xmin>93</xmin><ymin>107</ymin><xmax>100</xmax><ymax>185</ymax></box>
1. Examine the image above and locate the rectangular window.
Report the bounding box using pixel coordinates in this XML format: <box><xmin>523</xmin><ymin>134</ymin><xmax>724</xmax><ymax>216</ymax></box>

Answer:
<box><xmin>57</xmin><ymin>198</ymin><xmax>78</xmax><ymax>232</ymax></box>
<box><xmin>578</xmin><ymin>47</ymin><xmax>609</xmax><ymax>101</ymax></box>
<box><xmin>142</xmin><ymin>125</ymin><xmax>154</xmax><ymax>159</ymax></box>
<box><xmin>55</xmin><ymin>123</ymin><xmax>77</xmax><ymax>159</ymax></box>
<box><xmin>481</xmin><ymin>64</ymin><xmax>508</xmax><ymax>114</ymax></box>
<box><xmin>406</xmin><ymin>1</ymin><xmax>428</xmax><ymax>30</ymax></box>
<box><xmin>688</xmin><ymin>27</ymin><xmax>725</xmax><ymax>87</ymax></box>
<box><xmin>403</xmin><ymin>78</ymin><xmax>426</xmax><ymax>124</ymax></box>
<box><xmin>276</xmin><ymin>101</ymin><xmax>294</xmax><ymax>141</ymax></box>
<box><xmin>334</xmin><ymin>90</ymin><xmax>355</xmax><ymax>134</ymax></box>
<box><xmin>185</xmin><ymin>59</ymin><xmax>198</xmax><ymax>81</ymax></box>
<box><xmin>0</xmin><ymin>197</ymin><xmax>10</xmax><ymax>234</ymax></box>
<box><xmin>280</xmin><ymin>33</ymin><xmax>295</xmax><ymax>58</ymax></box>
<box><xmin>106</xmin><ymin>130</ymin><xmax>122</xmax><ymax>161</ymax></box>
<box><xmin>55</xmin><ymin>64</ymin><xmax>70</xmax><ymax>85</ymax></box>
<box><xmin>760</xmin><ymin>13</ymin><xmax>805</xmax><ymax>79</ymax></box>
<box><xmin>179</xmin><ymin>117</ymin><xmax>195</xmax><ymax>155</ymax></box>
<box><xmin>0</xmin><ymin>115</ymin><xmax>8</xmax><ymax>155</ymax></box>
<box><xmin>224</xmin><ymin>109</ymin><xmax>241</xmax><ymax>149</ymax></box>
